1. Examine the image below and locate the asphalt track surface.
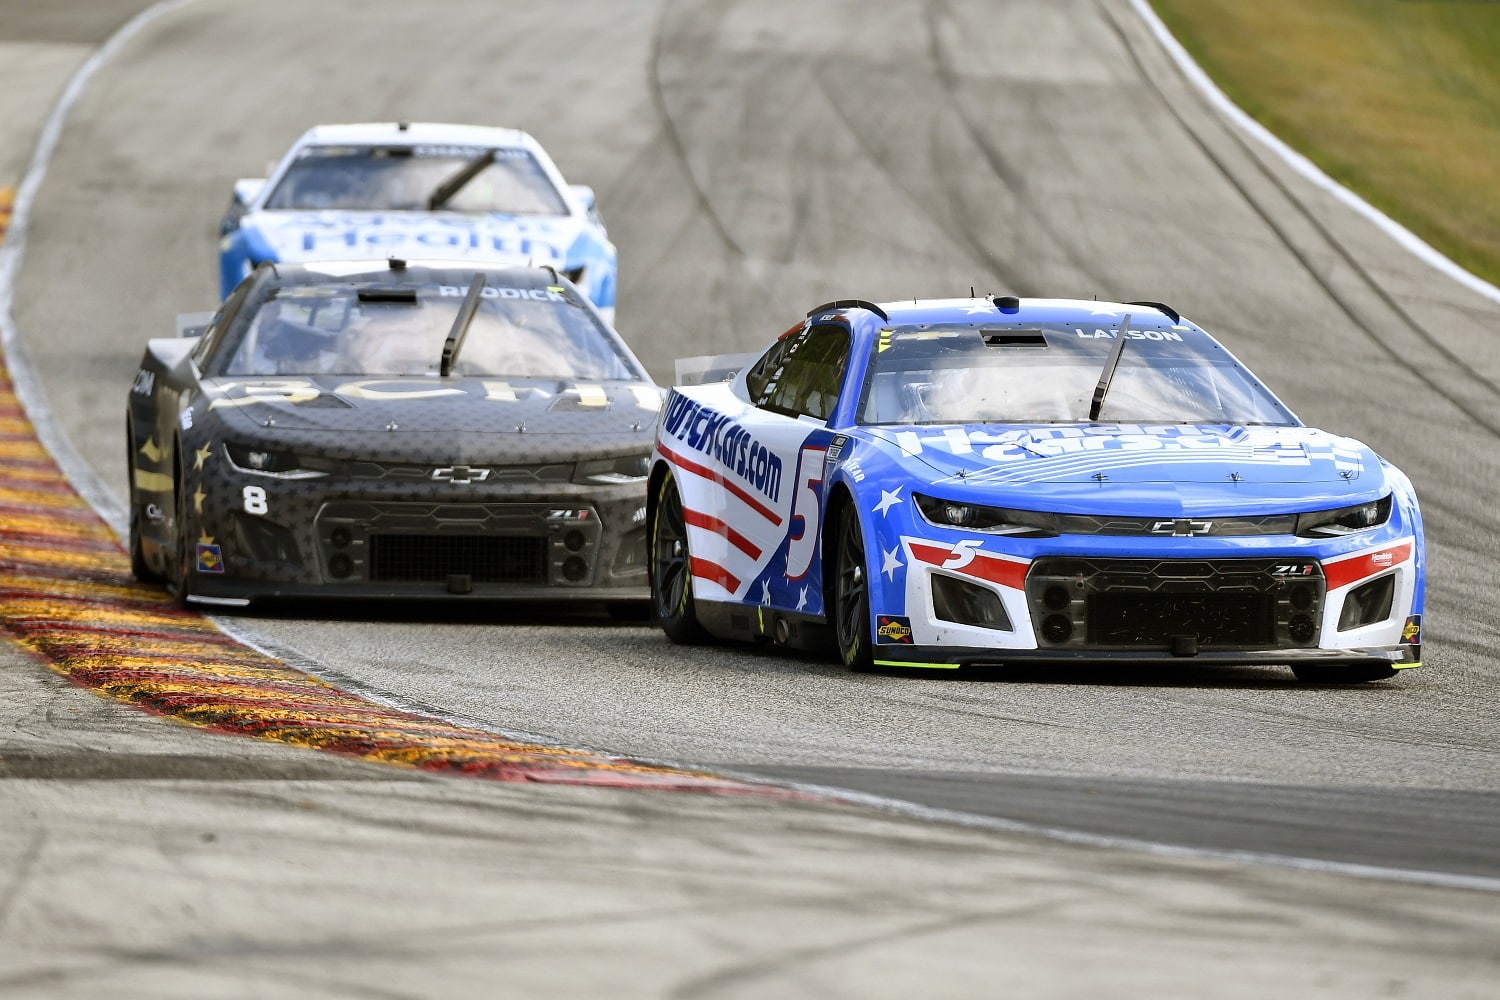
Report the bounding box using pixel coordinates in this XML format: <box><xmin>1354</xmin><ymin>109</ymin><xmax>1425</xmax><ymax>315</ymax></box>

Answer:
<box><xmin>4</xmin><ymin>0</ymin><xmax>1500</xmax><ymax>993</ymax></box>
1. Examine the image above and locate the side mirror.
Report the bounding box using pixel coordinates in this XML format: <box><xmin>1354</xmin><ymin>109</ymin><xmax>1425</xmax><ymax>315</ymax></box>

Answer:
<box><xmin>220</xmin><ymin>178</ymin><xmax>267</xmax><ymax>236</ymax></box>
<box><xmin>568</xmin><ymin>184</ymin><xmax>605</xmax><ymax>230</ymax></box>
<box><xmin>146</xmin><ymin>337</ymin><xmax>200</xmax><ymax>383</ymax></box>
<box><xmin>233</xmin><ymin>177</ymin><xmax>267</xmax><ymax>207</ymax></box>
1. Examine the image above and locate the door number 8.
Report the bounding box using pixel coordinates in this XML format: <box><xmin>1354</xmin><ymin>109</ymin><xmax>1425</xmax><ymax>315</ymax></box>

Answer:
<box><xmin>242</xmin><ymin>485</ymin><xmax>268</xmax><ymax>515</ymax></box>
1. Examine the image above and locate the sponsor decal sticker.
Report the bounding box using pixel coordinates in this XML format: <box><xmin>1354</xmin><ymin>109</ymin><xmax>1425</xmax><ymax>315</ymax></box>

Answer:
<box><xmin>196</xmin><ymin>541</ymin><xmax>225</xmax><ymax>573</ymax></box>
<box><xmin>660</xmin><ymin>395</ymin><xmax>783</xmax><ymax>503</ymax></box>
<box><xmin>1402</xmin><ymin>615</ymin><xmax>1422</xmax><ymax>645</ymax></box>
<box><xmin>876</xmin><ymin>615</ymin><xmax>914</xmax><ymax>644</ymax></box>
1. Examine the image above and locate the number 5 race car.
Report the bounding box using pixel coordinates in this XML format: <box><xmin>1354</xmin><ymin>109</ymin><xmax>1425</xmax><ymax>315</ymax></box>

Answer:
<box><xmin>127</xmin><ymin>259</ymin><xmax>662</xmax><ymax>607</ymax></box>
<box><xmin>648</xmin><ymin>296</ymin><xmax>1423</xmax><ymax>683</ymax></box>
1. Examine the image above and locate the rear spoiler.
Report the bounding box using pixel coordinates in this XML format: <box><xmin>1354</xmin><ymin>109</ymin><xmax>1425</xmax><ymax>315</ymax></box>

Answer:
<box><xmin>674</xmin><ymin>351</ymin><xmax>759</xmax><ymax>387</ymax></box>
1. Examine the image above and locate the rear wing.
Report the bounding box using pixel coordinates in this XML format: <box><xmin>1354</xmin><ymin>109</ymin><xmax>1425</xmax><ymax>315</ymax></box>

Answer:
<box><xmin>673</xmin><ymin>351</ymin><xmax>759</xmax><ymax>387</ymax></box>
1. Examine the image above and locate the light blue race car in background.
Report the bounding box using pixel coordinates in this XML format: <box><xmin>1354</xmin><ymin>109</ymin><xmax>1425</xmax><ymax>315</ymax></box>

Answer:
<box><xmin>218</xmin><ymin>122</ymin><xmax>618</xmax><ymax>324</ymax></box>
<box><xmin>648</xmin><ymin>296</ymin><xmax>1424</xmax><ymax>683</ymax></box>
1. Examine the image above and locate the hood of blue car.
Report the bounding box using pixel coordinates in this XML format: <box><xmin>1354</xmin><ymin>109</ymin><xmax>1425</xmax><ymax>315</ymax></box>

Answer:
<box><xmin>863</xmin><ymin>423</ymin><xmax>1387</xmax><ymax>514</ymax></box>
<box><xmin>238</xmin><ymin>210</ymin><xmax>589</xmax><ymax>267</ymax></box>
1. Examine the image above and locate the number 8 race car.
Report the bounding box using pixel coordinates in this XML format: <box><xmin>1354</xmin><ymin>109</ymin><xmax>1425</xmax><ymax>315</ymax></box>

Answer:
<box><xmin>647</xmin><ymin>296</ymin><xmax>1423</xmax><ymax>683</ymax></box>
<box><xmin>127</xmin><ymin>259</ymin><xmax>662</xmax><ymax>607</ymax></box>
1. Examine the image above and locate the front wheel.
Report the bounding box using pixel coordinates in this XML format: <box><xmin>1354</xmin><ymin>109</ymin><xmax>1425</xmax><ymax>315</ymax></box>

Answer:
<box><xmin>651</xmin><ymin>471</ymin><xmax>708</xmax><ymax>644</ymax></box>
<box><xmin>831</xmin><ymin>503</ymin><xmax>874</xmax><ymax>672</ymax></box>
<box><xmin>167</xmin><ymin>451</ymin><xmax>194</xmax><ymax>607</ymax></box>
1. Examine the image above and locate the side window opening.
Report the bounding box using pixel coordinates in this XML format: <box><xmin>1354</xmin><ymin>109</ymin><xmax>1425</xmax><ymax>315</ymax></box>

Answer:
<box><xmin>751</xmin><ymin>324</ymin><xmax>850</xmax><ymax>420</ymax></box>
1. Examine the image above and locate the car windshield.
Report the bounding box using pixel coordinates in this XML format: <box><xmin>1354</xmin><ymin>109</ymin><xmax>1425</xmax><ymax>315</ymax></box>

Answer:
<box><xmin>261</xmin><ymin>144</ymin><xmax>569</xmax><ymax>215</ymax></box>
<box><xmin>856</xmin><ymin>321</ymin><xmax>1294</xmax><ymax>426</ymax></box>
<box><xmin>215</xmin><ymin>280</ymin><xmax>638</xmax><ymax>380</ymax></box>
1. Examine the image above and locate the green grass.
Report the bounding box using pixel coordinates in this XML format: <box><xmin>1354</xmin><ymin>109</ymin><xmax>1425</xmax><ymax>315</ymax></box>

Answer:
<box><xmin>1150</xmin><ymin>0</ymin><xmax>1500</xmax><ymax>288</ymax></box>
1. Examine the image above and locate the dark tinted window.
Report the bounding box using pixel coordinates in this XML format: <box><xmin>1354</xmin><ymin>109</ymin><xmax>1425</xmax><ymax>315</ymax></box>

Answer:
<box><xmin>746</xmin><ymin>324</ymin><xmax>849</xmax><ymax>420</ymax></box>
<box><xmin>263</xmin><ymin>145</ymin><xmax>568</xmax><ymax>215</ymax></box>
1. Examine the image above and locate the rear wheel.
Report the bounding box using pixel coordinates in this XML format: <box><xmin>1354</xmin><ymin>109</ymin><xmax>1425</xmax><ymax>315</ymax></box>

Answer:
<box><xmin>651</xmin><ymin>471</ymin><xmax>708</xmax><ymax>644</ymax></box>
<box><xmin>1291</xmin><ymin>663</ymin><xmax>1399</xmax><ymax>684</ymax></box>
<box><xmin>832</xmin><ymin>503</ymin><xmax>874</xmax><ymax>672</ymax></box>
<box><xmin>125</xmin><ymin>420</ymin><xmax>161</xmax><ymax>583</ymax></box>
<box><xmin>167</xmin><ymin>451</ymin><xmax>194</xmax><ymax>607</ymax></box>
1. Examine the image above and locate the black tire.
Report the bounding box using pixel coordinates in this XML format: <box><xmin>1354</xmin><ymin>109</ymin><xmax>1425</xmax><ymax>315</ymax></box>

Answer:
<box><xmin>831</xmin><ymin>502</ymin><xmax>874</xmax><ymax>672</ymax></box>
<box><xmin>125</xmin><ymin>420</ymin><xmax>162</xmax><ymax>583</ymax></box>
<box><xmin>128</xmin><ymin>507</ymin><xmax>161</xmax><ymax>584</ymax></box>
<box><xmin>651</xmin><ymin>471</ymin><xmax>708</xmax><ymax>644</ymax></box>
<box><xmin>167</xmin><ymin>450</ymin><xmax>193</xmax><ymax>607</ymax></box>
<box><xmin>1291</xmin><ymin>663</ymin><xmax>1400</xmax><ymax>684</ymax></box>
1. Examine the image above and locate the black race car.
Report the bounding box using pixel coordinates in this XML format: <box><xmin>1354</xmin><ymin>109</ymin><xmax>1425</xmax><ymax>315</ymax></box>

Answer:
<box><xmin>126</xmin><ymin>260</ymin><xmax>662</xmax><ymax>607</ymax></box>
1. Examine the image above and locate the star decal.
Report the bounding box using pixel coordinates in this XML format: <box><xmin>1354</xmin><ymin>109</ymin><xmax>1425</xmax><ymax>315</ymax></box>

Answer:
<box><xmin>198</xmin><ymin>533</ymin><xmax>215</xmax><ymax>546</ymax></box>
<box><xmin>796</xmin><ymin>587</ymin><xmax>808</xmax><ymax>612</ymax></box>
<box><xmin>881</xmin><ymin>545</ymin><xmax>903</xmax><ymax>581</ymax></box>
<box><xmin>874</xmin><ymin>487</ymin><xmax>904</xmax><ymax>516</ymax></box>
<box><xmin>964</xmin><ymin>303</ymin><xmax>992</xmax><ymax>314</ymax></box>
<box><xmin>139</xmin><ymin>436</ymin><xmax>162</xmax><ymax>462</ymax></box>
<box><xmin>1089</xmin><ymin>305</ymin><xmax>1123</xmax><ymax>316</ymax></box>
<box><xmin>193</xmin><ymin>486</ymin><xmax>206</xmax><ymax>514</ymax></box>
<box><xmin>194</xmin><ymin>443</ymin><xmax>213</xmax><ymax>470</ymax></box>
<box><xmin>760</xmin><ymin>580</ymin><xmax>772</xmax><ymax>605</ymax></box>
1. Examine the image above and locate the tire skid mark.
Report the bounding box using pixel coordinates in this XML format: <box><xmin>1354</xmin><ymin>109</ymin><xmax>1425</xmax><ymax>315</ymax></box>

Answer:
<box><xmin>0</xmin><ymin>352</ymin><xmax>796</xmax><ymax>797</ymax></box>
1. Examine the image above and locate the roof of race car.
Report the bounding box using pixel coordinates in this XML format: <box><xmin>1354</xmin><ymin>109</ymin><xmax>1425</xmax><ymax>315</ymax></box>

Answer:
<box><xmin>291</xmin><ymin>121</ymin><xmax>542</xmax><ymax>152</ymax></box>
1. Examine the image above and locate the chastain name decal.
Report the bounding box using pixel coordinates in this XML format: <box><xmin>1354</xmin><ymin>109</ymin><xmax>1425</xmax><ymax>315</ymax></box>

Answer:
<box><xmin>661</xmin><ymin>394</ymin><xmax>783</xmax><ymax>502</ymax></box>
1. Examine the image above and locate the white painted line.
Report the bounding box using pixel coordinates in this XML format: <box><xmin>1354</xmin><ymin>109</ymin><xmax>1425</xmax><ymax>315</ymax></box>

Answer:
<box><xmin>1128</xmin><ymin>0</ymin><xmax>1500</xmax><ymax>307</ymax></box>
<box><xmin>0</xmin><ymin>0</ymin><xmax>203</xmax><ymax>537</ymax></box>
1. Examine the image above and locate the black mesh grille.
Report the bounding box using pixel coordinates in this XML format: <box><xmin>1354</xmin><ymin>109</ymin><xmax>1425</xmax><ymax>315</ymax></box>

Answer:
<box><xmin>1087</xmin><ymin>592</ymin><xmax>1276</xmax><ymax>646</ymax></box>
<box><xmin>368</xmin><ymin>534</ymin><xmax>547</xmax><ymax>583</ymax></box>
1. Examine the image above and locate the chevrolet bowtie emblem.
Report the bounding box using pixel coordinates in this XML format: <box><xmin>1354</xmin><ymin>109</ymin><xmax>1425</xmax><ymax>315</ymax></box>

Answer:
<box><xmin>431</xmin><ymin>465</ymin><xmax>490</xmax><ymax>484</ymax></box>
<box><xmin>1151</xmin><ymin>518</ymin><xmax>1214</xmax><ymax>536</ymax></box>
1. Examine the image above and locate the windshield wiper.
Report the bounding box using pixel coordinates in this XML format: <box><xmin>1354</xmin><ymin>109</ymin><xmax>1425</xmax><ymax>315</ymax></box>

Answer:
<box><xmin>427</xmin><ymin>148</ymin><xmax>497</xmax><ymax>210</ymax></box>
<box><xmin>440</xmin><ymin>273</ymin><xmax>487</xmax><ymax>376</ymax></box>
<box><xmin>1088</xmin><ymin>312</ymin><xmax>1132</xmax><ymax>422</ymax></box>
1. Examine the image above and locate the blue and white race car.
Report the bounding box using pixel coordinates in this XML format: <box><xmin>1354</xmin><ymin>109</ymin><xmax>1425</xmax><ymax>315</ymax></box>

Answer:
<box><xmin>648</xmin><ymin>296</ymin><xmax>1423</xmax><ymax>683</ymax></box>
<box><xmin>218</xmin><ymin>122</ymin><xmax>618</xmax><ymax>324</ymax></box>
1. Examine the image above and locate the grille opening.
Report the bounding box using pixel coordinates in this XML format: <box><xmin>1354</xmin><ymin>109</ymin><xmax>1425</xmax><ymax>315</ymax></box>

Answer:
<box><xmin>368</xmin><ymin>534</ymin><xmax>546</xmax><ymax>584</ymax></box>
<box><xmin>1338</xmin><ymin>575</ymin><xmax>1395</xmax><ymax>631</ymax></box>
<box><xmin>932</xmin><ymin>574</ymin><xmax>1011</xmax><ymax>631</ymax></box>
<box><xmin>1087</xmin><ymin>592</ymin><xmax>1276</xmax><ymax>646</ymax></box>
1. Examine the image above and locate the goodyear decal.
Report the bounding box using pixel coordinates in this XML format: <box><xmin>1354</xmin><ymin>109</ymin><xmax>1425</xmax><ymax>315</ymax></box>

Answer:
<box><xmin>660</xmin><ymin>394</ymin><xmax>783</xmax><ymax>503</ymax></box>
<box><xmin>0</xmin><ymin>350</ymin><xmax>798</xmax><ymax>797</ymax></box>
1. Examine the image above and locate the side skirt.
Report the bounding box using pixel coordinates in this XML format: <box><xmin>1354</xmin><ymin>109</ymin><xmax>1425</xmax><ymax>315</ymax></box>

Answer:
<box><xmin>695</xmin><ymin>598</ymin><xmax>835</xmax><ymax>654</ymax></box>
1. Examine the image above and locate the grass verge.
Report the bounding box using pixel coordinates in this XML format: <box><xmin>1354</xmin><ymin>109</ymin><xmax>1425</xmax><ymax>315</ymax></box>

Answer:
<box><xmin>1149</xmin><ymin>0</ymin><xmax>1500</xmax><ymax>289</ymax></box>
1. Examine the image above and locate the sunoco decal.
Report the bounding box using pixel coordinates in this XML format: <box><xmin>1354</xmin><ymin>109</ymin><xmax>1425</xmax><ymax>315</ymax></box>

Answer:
<box><xmin>876</xmin><ymin>615</ymin><xmax>914</xmax><ymax>644</ymax></box>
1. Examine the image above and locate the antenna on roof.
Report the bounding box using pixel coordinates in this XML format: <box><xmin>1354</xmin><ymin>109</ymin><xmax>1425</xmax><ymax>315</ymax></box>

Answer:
<box><xmin>397</xmin><ymin>121</ymin><xmax>410</xmax><ymax>131</ymax></box>
<box><xmin>970</xmin><ymin>285</ymin><xmax>975</xmax><ymax>298</ymax></box>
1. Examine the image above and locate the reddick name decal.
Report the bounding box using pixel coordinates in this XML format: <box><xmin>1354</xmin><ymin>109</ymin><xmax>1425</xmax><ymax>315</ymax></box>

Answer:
<box><xmin>661</xmin><ymin>395</ymin><xmax>783</xmax><ymax>502</ymax></box>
